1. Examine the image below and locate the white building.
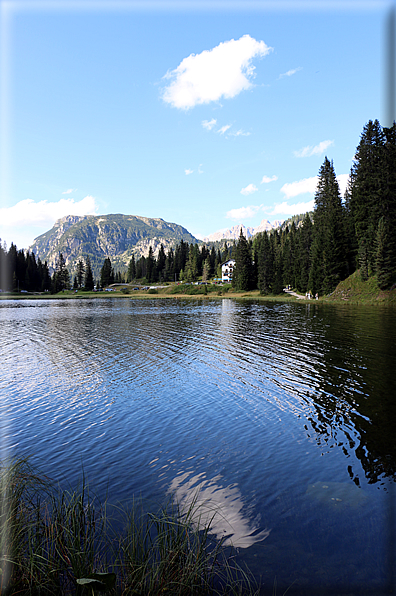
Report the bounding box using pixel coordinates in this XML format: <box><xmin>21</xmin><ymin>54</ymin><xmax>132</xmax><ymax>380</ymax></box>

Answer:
<box><xmin>221</xmin><ymin>259</ymin><xmax>235</xmax><ymax>282</ymax></box>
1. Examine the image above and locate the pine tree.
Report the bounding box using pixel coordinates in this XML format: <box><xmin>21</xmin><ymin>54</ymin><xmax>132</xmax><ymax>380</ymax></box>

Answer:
<box><xmin>347</xmin><ymin>120</ymin><xmax>386</xmax><ymax>272</ymax></box>
<box><xmin>156</xmin><ymin>244</ymin><xmax>166</xmax><ymax>281</ymax></box>
<box><xmin>76</xmin><ymin>259</ymin><xmax>85</xmax><ymax>288</ymax></box>
<box><xmin>376</xmin><ymin>216</ymin><xmax>394</xmax><ymax>289</ymax></box>
<box><xmin>84</xmin><ymin>256</ymin><xmax>94</xmax><ymax>290</ymax></box>
<box><xmin>100</xmin><ymin>257</ymin><xmax>114</xmax><ymax>287</ymax></box>
<box><xmin>127</xmin><ymin>254</ymin><xmax>136</xmax><ymax>282</ymax></box>
<box><xmin>185</xmin><ymin>245</ymin><xmax>198</xmax><ymax>282</ymax></box>
<box><xmin>146</xmin><ymin>247</ymin><xmax>155</xmax><ymax>283</ymax></box>
<box><xmin>308</xmin><ymin>157</ymin><xmax>347</xmax><ymax>294</ymax></box>
<box><xmin>296</xmin><ymin>214</ymin><xmax>313</xmax><ymax>292</ymax></box>
<box><xmin>53</xmin><ymin>253</ymin><xmax>70</xmax><ymax>292</ymax></box>
<box><xmin>232</xmin><ymin>229</ymin><xmax>254</xmax><ymax>291</ymax></box>
<box><xmin>202</xmin><ymin>257</ymin><xmax>211</xmax><ymax>282</ymax></box>
<box><xmin>256</xmin><ymin>232</ymin><xmax>273</xmax><ymax>294</ymax></box>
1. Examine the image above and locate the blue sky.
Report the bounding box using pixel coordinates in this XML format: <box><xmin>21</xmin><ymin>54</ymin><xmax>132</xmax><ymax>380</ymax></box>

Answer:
<box><xmin>0</xmin><ymin>0</ymin><xmax>392</xmax><ymax>249</ymax></box>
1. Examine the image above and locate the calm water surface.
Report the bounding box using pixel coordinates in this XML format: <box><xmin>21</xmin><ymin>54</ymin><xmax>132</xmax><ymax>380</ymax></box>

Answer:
<box><xmin>1</xmin><ymin>297</ymin><xmax>395</xmax><ymax>595</ymax></box>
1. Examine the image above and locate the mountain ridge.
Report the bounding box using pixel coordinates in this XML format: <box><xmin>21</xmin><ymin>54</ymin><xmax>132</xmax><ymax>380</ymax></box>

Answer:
<box><xmin>202</xmin><ymin>219</ymin><xmax>284</xmax><ymax>242</ymax></box>
<box><xmin>29</xmin><ymin>213</ymin><xmax>198</xmax><ymax>277</ymax></box>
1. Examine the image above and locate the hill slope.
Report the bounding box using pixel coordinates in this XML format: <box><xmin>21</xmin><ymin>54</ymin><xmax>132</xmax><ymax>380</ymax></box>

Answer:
<box><xmin>29</xmin><ymin>214</ymin><xmax>198</xmax><ymax>277</ymax></box>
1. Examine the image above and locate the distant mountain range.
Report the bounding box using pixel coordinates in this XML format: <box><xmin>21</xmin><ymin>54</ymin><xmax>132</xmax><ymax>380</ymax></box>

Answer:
<box><xmin>29</xmin><ymin>214</ymin><xmax>286</xmax><ymax>278</ymax></box>
<box><xmin>29</xmin><ymin>214</ymin><xmax>198</xmax><ymax>277</ymax></box>
<box><xmin>202</xmin><ymin>219</ymin><xmax>284</xmax><ymax>242</ymax></box>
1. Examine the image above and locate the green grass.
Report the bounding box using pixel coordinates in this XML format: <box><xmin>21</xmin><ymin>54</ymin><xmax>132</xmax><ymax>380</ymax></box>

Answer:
<box><xmin>0</xmin><ymin>457</ymin><xmax>260</xmax><ymax>596</ymax></box>
<box><xmin>322</xmin><ymin>270</ymin><xmax>396</xmax><ymax>304</ymax></box>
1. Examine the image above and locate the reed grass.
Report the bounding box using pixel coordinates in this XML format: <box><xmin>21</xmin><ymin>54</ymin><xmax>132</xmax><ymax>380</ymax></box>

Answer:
<box><xmin>0</xmin><ymin>457</ymin><xmax>259</xmax><ymax>595</ymax></box>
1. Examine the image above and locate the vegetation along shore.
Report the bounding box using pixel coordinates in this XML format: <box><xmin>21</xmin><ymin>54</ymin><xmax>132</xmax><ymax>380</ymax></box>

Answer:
<box><xmin>0</xmin><ymin>457</ymin><xmax>261</xmax><ymax>596</ymax></box>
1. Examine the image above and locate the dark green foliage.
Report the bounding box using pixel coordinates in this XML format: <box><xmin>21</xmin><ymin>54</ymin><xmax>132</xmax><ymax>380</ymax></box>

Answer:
<box><xmin>84</xmin><ymin>256</ymin><xmax>94</xmax><ymax>291</ymax></box>
<box><xmin>232</xmin><ymin>229</ymin><xmax>255</xmax><ymax>291</ymax></box>
<box><xmin>52</xmin><ymin>253</ymin><xmax>70</xmax><ymax>293</ymax></box>
<box><xmin>308</xmin><ymin>157</ymin><xmax>347</xmax><ymax>295</ymax></box>
<box><xmin>100</xmin><ymin>257</ymin><xmax>114</xmax><ymax>288</ymax></box>
<box><xmin>347</xmin><ymin>120</ymin><xmax>385</xmax><ymax>271</ymax></box>
<box><xmin>345</xmin><ymin>119</ymin><xmax>396</xmax><ymax>288</ymax></box>
<box><xmin>127</xmin><ymin>254</ymin><xmax>136</xmax><ymax>282</ymax></box>
<box><xmin>146</xmin><ymin>247</ymin><xmax>155</xmax><ymax>283</ymax></box>
<box><xmin>256</xmin><ymin>231</ymin><xmax>273</xmax><ymax>294</ymax></box>
<box><xmin>0</xmin><ymin>242</ymin><xmax>50</xmax><ymax>293</ymax></box>
<box><xmin>156</xmin><ymin>244</ymin><xmax>166</xmax><ymax>281</ymax></box>
<box><xmin>375</xmin><ymin>217</ymin><xmax>394</xmax><ymax>289</ymax></box>
<box><xmin>296</xmin><ymin>214</ymin><xmax>313</xmax><ymax>292</ymax></box>
<box><xmin>76</xmin><ymin>259</ymin><xmax>85</xmax><ymax>288</ymax></box>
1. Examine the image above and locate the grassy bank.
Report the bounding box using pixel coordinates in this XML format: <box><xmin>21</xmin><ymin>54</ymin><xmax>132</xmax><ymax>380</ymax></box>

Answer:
<box><xmin>0</xmin><ymin>457</ymin><xmax>259</xmax><ymax>596</ymax></box>
<box><xmin>321</xmin><ymin>271</ymin><xmax>396</xmax><ymax>304</ymax></box>
<box><xmin>2</xmin><ymin>272</ymin><xmax>395</xmax><ymax>305</ymax></box>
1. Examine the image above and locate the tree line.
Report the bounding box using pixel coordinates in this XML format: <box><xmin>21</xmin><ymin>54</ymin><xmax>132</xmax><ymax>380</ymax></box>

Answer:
<box><xmin>1</xmin><ymin>119</ymin><xmax>394</xmax><ymax>295</ymax></box>
<box><xmin>232</xmin><ymin>119</ymin><xmax>396</xmax><ymax>295</ymax></box>
<box><xmin>0</xmin><ymin>247</ymin><xmax>96</xmax><ymax>293</ymax></box>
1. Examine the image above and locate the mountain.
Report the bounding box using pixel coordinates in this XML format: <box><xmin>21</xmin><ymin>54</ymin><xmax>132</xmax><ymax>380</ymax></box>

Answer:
<box><xmin>202</xmin><ymin>219</ymin><xmax>284</xmax><ymax>242</ymax></box>
<box><xmin>29</xmin><ymin>214</ymin><xmax>198</xmax><ymax>278</ymax></box>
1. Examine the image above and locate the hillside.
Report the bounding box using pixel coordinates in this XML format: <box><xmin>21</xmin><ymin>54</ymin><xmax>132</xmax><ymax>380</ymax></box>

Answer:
<box><xmin>323</xmin><ymin>271</ymin><xmax>396</xmax><ymax>304</ymax></box>
<box><xmin>29</xmin><ymin>214</ymin><xmax>198</xmax><ymax>278</ymax></box>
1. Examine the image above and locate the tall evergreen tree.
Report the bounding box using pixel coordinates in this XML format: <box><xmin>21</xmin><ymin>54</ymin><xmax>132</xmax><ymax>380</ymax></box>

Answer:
<box><xmin>127</xmin><ymin>254</ymin><xmax>136</xmax><ymax>282</ymax></box>
<box><xmin>100</xmin><ymin>257</ymin><xmax>114</xmax><ymax>287</ymax></box>
<box><xmin>52</xmin><ymin>253</ymin><xmax>70</xmax><ymax>292</ymax></box>
<box><xmin>146</xmin><ymin>247</ymin><xmax>155</xmax><ymax>283</ymax></box>
<box><xmin>76</xmin><ymin>259</ymin><xmax>85</xmax><ymax>288</ymax></box>
<box><xmin>84</xmin><ymin>256</ymin><xmax>94</xmax><ymax>290</ymax></box>
<box><xmin>232</xmin><ymin>229</ymin><xmax>254</xmax><ymax>291</ymax></box>
<box><xmin>256</xmin><ymin>232</ymin><xmax>273</xmax><ymax>294</ymax></box>
<box><xmin>308</xmin><ymin>157</ymin><xmax>347</xmax><ymax>294</ymax></box>
<box><xmin>346</xmin><ymin>119</ymin><xmax>386</xmax><ymax>272</ymax></box>
<box><xmin>156</xmin><ymin>244</ymin><xmax>166</xmax><ymax>281</ymax></box>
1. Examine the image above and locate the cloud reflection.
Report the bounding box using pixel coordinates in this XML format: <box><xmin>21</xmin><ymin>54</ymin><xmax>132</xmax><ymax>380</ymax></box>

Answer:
<box><xmin>169</xmin><ymin>472</ymin><xmax>271</xmax><ymax>548</ymax></box>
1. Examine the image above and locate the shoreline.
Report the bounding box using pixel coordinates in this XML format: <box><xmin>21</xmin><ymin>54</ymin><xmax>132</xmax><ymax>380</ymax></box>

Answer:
<box><xmin>1</xmin><ymin>288</ymin><xmax>395</xmax><ymax>306</ymax></box>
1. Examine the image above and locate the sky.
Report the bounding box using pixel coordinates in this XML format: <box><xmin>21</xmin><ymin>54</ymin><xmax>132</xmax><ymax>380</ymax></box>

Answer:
<box><xmin>0</xmin><ymin>0</ymin><xmax>393</xmax><ymax>249</ymax></box>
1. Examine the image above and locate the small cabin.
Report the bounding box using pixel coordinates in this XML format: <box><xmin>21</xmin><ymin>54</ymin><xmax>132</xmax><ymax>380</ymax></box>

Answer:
<box><xmin>221</xmin><ymin>259</ymin><xmax>235</xmax><ymax>282</ymax></box>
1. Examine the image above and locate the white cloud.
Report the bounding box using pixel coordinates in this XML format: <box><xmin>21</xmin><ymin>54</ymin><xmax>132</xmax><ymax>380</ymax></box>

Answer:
<box><xmin>218</xmin><ymin>124</ymin><xmax>232</xmax><ymax>135</ymax></box>
<box><xmin>279</xmin><ymin>173</ymin><xmax>348</xmax><ymax>202</ymax></box>
<box><xmin>261</xmin><ymin>175</ymin><xmax>278</xmax><ymax>184</ymax></box>
<box><xmin>266</xmin><ymin>199</ymin><xmax>315</xmax><ymax>216</ymax></box>
<box><xmin>62</xmin><ymin>188</ymin><xmax>75</xmax><ymax>194</ymax></box>
<box><xmin>185</xmin><ymin>169</ymin><xmax>194</xmax><ymax>175</ymax></box>
<box><xmin>0</xmin><ymin>195</ymin><xmax>98</xmax><ymax>227</ymax></box>
<box><xmin>294</xmin><ymin>139</ymin><xmax>334</xmax><ymax>158</ymax></box>
<box><xmin>226</xmin><ymin>205</ymin><xmax>261</xmax><ymax>220</ymax></box>
<box><xmin>162</xmin><ymin>34</ymin><xmax>272</xmax><ymax>110</ymax></box>
<box><xmin>198</xmin><ymin>164</ymin><xmax>203</xmax><ymax>174</ymax></box>
<box><xmin>337</xmin><ymin>173</ymin><xmax>349</xmax><ymax>198</ymax></box>
<box><xmin>241</xmin><ymin>183</ymin><xmax>258</xmax><ymax>196</ymax></box>
<box><xmin>229</xmin><ymin>129</ymin><xmax>251</xmax><ymax>137</ymax></box>
<box><xmin>280</xmin><ymin>176</ymin><xmax>318</xmax><ymax>199</ymax></box>
<box><xmin>202</xmin><ymin>118</ymin><xmax>217</xmax><ymax>130</ymax></box>
<box><xmin>278</xmin><ymin>67</ymin><xmax>302</xmax><ymax>79</ymax></box>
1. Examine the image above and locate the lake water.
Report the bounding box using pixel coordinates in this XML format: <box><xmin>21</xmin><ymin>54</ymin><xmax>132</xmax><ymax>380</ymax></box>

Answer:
<box><xmin>1</xmin><ymin>297</ymin><xmax>395</xmax><ymax>595</ymax></box>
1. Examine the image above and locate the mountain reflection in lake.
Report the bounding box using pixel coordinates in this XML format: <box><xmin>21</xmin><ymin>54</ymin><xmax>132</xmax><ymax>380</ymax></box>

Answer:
<box><xmin>1</xmin><ymin>298</ymin><xmax>395</xmax><ymax>595</ymax></box>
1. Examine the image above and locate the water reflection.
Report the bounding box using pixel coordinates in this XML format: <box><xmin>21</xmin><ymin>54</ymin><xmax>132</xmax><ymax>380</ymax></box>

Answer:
<box><xmin>169</xmin><ymin>471</ymin><xmax>271</xmax><ymax>548</ymax></box>
<box><xmin>222</xmin><ymin>300</ymin><xmax>396</xmax><ymax>484</ymax></box>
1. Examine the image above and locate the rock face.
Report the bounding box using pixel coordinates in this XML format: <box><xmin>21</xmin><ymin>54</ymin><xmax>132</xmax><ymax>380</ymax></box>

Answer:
<box><xmin>29</xmin><ymin>214</ymin><xmax>198</xmax><ymax>277</ymax></box>
<box><xmin>202</xmin><ymin>219</ymin><xmax>283</xmax><ymax>242</ymax></box>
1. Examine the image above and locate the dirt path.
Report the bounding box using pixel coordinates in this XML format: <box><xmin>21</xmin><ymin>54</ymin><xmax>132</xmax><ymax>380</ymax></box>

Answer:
<box><xmin>283</xmin><ymin>289</ymin><xmax>306</xmax><ymax>300</ymax></box>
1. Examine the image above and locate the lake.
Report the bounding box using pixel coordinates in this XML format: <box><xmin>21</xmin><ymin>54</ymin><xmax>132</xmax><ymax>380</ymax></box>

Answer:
<box><xmin>1</xmin><ymin>297</ymin><xmax>395</xmax><ymax>595</ymax></box>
